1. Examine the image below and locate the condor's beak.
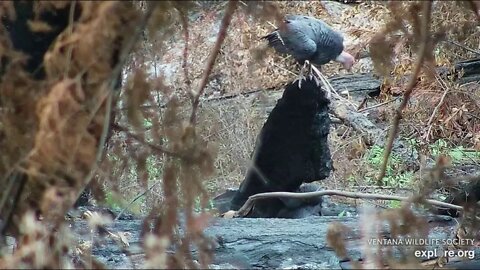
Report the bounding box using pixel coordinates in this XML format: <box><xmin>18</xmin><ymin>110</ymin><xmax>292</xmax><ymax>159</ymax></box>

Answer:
<box><xmin>336</xmin><ymin>51</ymin><xmax>355</xmax><ymax>71</ymax></box>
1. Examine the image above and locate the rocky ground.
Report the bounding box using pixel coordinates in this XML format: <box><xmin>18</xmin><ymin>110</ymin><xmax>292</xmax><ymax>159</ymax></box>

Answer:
<box><xmin>70</xmin><ymin>209</ymin><xmax>480</xmax><ymax>269</ymax></box>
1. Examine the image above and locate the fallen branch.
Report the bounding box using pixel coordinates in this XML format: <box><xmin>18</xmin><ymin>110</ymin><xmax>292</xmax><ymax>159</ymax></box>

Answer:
<box><xmin>354</xmin><ymin>185</ymin><xmax>413</xmax><ymax>191</ymax></box>
<box><xmin>358</xmin><ymin>97</ymin><xmax>400</xmax><ymax>113</ymax></box>
<box><xmin>377</xmin><ymin>1</ymin><xmax>432</xmax><ymax>184</ymax></box>
<box><xmin>446</xmin><ymin>39</ymin><xmax>480</xmax><ymax>56</ymax></box>
<box><xmin>234</xmin><ymin>189</ymin><xmax>463</xmax><ymax>218</ymax></box>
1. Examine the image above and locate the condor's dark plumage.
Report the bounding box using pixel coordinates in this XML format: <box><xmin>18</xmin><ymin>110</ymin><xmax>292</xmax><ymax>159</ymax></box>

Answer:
<box><xmin>263</xmin><ymin>15</ymin><xmax>354</xmax><ymax>70</ymax></box>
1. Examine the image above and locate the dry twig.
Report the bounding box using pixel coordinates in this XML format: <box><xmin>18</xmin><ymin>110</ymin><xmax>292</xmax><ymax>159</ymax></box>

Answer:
<box><xmin>423</xmin><ymin>73</ymin><xmax>450</xmax><ymax>140</ymax></box>
<box><xmin>180</xmin><ymin>9</ymin><xmax>192</xmax><ymax>88</ymax></box>
<box><xmin>377</xmin><ymin>1</ymin><xmax>433</xmax><ymax>184</ymax></box>
<box><xmin>358</xmin><ymin>97</ymin><xmax>400</xmax><ymax>113</ymax></box>
<box><xmin>189</xmin><ymin>0</ymin><xmax>238</xmax><ymax>124</ymax></box>
<box><xmin>234</xmin><ymin>189</ymin><xmax>463</xmax><ymax>217</ymax></box>
<box><xmin>113</xmin><ymin>124</ymin><xmax>183</xmax><ymax>158</ymax></box>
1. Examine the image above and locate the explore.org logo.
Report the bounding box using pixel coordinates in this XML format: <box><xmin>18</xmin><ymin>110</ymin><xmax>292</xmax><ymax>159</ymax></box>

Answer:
<box><xmin>367</xmin><ymin>237</ymin><xmax>476</xmax><ymax>260</ymax></box>
<box><xmin>368</xmin><ymin>238</ymin><xmax>475</xmax><ymax>247</ymax></box>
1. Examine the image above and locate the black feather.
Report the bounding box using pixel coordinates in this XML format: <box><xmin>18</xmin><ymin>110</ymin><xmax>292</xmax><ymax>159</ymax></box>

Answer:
<box><xmin>263</xmin><ymin>30</ymin><xmax>290</xmax><ymax>55</ymax></box>
<box><xmin>263</xmin><ymin>15</ymin><xmax>345</xmax><ymax>65</ymax></box>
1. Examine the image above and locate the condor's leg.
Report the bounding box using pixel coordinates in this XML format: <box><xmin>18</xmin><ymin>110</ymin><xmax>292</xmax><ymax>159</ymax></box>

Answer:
<box><xmin>297</xmin><ymin>60</ymin><xmax>311</xmax><ymax>88</ymax></box>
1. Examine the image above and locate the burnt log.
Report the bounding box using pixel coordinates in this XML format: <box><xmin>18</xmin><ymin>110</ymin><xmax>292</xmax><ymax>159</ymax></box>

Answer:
<box><xmin>326</xmin><ymin>58</ymin><xmax>480</xmax><ymax>97</ymax></box>
<box><xmin>453</xmin><ymin>57</ymin><xmax>480</xmax><ymax>84</ymax></box>
<box><xmin>330</xmin><ymin>73</ymin><xmax>381</xmax><ymax>96</ymax></box>
<box><xmin>229</xmin><ymin>78</ymin><xmax>333</xmax><ymax>217</ymax></box>
<box><xmin>437</xmin><ymin>57</ymin><xmax>480</xmax><ymax>84</ymax></box>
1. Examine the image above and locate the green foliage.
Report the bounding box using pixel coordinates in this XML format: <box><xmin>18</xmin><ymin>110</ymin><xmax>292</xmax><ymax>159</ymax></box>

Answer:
<box><xmin>366</xmin><ymin>145</ymin><xmax>400</xmax><ymax>176</ymax></box>
<box><xmin>430</xmin><ymin>139</ymin><xmax>480</xmax><ymax>163</ymax></box>
<box><xmin>405</xmin><ymin>137</ymin><xmax>418</xmax><ymax>148</ymax></box>
<box><xmin>194</xmin><ymin>196</ymin><xmax>215</xmax><ymax>213</ymax></box>
<box><xmin>104</xmin><ymin>191</ymin><xmax>124</xmax><ymax>211</ymax></box>
<box><xmin>430</xmin><ymin>139</ymin><xmax>448</xmax><ymax>157</ymax></box>
<box><xmin>146</xmin><ymin>155</ymin><xmax>163</xmax><ymax>180</ymax></box>
<box><xmin>364</xmin><ymin>145</ymin><xmax>413</xmax><ymax>188</ymax></box>
<box><xmin>389</xmin><ymin>200</ymin><xmax>402</xmax><ymax>209</ymax></box>
<box><xmin>144</xmin><ymin>118</ymin><xmax>153</xmax><ymax>129</ymax></box>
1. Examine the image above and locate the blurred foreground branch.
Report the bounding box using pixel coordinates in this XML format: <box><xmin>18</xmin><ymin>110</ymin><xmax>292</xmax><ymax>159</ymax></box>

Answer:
<box><xmin>189</xmin><ymin>0</ymin><xmax>238</xmax><ymax>124</ymax></box>
<box><xmin>377</xmin><ymin>1</ymin><xmax>433</xmax><ymax>184</ymax></box>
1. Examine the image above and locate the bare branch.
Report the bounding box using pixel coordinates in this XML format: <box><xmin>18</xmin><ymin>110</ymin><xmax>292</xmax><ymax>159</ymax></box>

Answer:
<box><xmin>357</xmin><ymin>97</ymin><xmax>400</xmax><ymax>113</ymax></box>
<box><xmin>377</xmin><ymin>1</ymin><xmax>433</xmax><ymax>184</ymax></box>
<box><xmin>445</xmin><ymin>39</ymin><xmax>480</xmax><ymax>56</ymax></box>
<box><xmin>115</xmin><ymin>181</ymin><xmax>161</xmax><ymax>221</ymax></box>
<box><xmin>112</xmin><ymin>124</ymin><xmax>184</xmax><ymax>159</ymax></box>
<box><xmin>0</xmin><ymin>172</ymin><xmax>27</xmax><ymax>237</ymax></box>
<box><xmin>234</xmin><ymin>189</ymin><xmax>463</xmax><ymax>218</ymax></box>
<box><xmin>189</xmin><ymin>0</ymin><xmax>238</xmax><ymax>125</ymax></box>
<box><xmin>82</xmin><ymin>2</ymin><xmax>160</xmax><ymax>205</ymax></box>
<box><xmin>180</xmin><ymin>9</ymin><xmax>192</xmax><ymax>88</ymax></box>
<box><xmin>423</xmin><ymin>72</ymin><xmax>450</xmax><ymax>140</ymax></box>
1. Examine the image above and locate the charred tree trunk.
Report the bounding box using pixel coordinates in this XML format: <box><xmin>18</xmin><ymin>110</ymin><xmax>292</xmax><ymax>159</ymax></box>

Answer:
<box><xmin>229</xmin><ymin>78</ymin><xmax>332</xmax><ymax>217</ymax></box>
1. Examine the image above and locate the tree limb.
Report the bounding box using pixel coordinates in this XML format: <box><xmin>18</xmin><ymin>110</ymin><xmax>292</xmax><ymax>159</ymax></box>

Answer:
<box><xmin>377</xmin><ymin>1</ymin><xmax>433</xmax><ymax>184</ymax></box>
<box><xmin>112</xmin><ymin>124</ymin><xmax>184</xmax><ymax>158</ymax></box>
<box><xmin>189</xmin><ymin>0</ymin><xmax>238</xmax><ymax>125</ymax></box>
<box><xmin>234</xmin><ymin>189</ymin><xmax>463</xmax><ymax>218</ymax></box>
<box><xmin>180</xmin><ymin>9</ymin><xmax>192</xmax><ymax>88</ymax></box>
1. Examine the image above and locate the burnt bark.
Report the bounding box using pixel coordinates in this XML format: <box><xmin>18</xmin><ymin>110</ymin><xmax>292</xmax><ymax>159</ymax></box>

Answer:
<box><xmin>229</xmin><ymin>78</ymin><xmax>332</xmax><ymax>217</ymax></box>
<box><xmin>329</xmin><ymin>73</ymin><xmax>381</xmax><ymax>96</ymax></box>
<box><xmin>439</xmin><ymin>57</ymin><xmax>480</xmax><ymax>84</ymax></box>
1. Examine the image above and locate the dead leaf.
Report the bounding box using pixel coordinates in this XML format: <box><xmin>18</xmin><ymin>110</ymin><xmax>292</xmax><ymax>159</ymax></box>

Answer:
<box><xmin>27</xmin><ymin>20</ymin><xmax>53</xmax><ymax>32</ymax></box>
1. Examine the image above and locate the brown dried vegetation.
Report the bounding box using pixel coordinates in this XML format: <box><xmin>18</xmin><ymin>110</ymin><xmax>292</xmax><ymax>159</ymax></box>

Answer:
<box><xmin>0</xmin><ymin>1</ymin><xmax>283</xmax><ymax>268</ymax></box>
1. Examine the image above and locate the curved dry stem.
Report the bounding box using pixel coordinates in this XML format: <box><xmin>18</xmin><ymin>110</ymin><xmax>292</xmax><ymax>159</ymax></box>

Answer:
<box><xmin>189</xmin><ymin>0</ymin><xmax>238</xmax><ymax>125</ymax></box>
<box><xmin>377</xmin><ymin>1</ymin><xmax>433</xmax><ymax>184</ymax></box>
<box><xmin>180</xmin><ymin>9</ymin><xmax>192</xmax><ymax>88</ymax></box>
<box><xmin>113</xmin><ymin>124</ymin><xmax>185</xmax><ymax>159</ymax></box>
<box><xmin>234</xmin><ymin>189</ymin><xmax>463</xmax><ymax>218</ymax></box>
